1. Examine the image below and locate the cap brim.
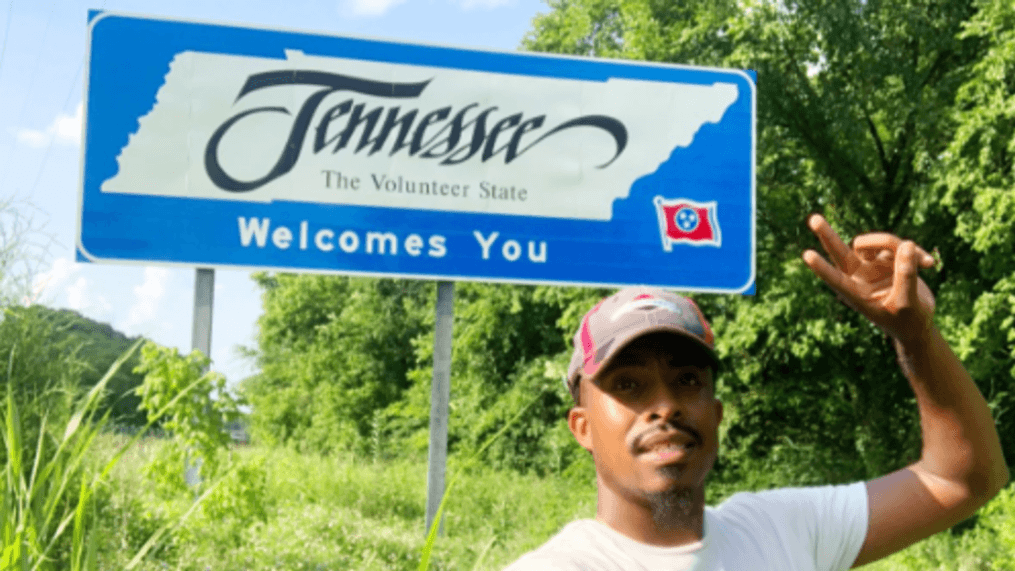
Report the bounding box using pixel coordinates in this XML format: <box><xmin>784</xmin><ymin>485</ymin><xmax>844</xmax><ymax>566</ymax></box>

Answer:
<box><xmin>584</xmin><ymin>324</ymin><xmax>720</xmax><ymax>382</ymax></box>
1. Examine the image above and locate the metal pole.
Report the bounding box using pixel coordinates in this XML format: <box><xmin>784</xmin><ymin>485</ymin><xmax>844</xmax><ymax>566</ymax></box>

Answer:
<box><xmin>192</xmin><ymin>268</ymin><xmax>215</xmax><ymax>359</ymax></box>
<box><xmin>186</xmin><ymin>267</ymin><xmax>215</xmax><ymax>489</ymax></box>
<box><xmin>426</xmin><ymin>280</ymin><xmax>454</xmax><ymax>536</ymax></box>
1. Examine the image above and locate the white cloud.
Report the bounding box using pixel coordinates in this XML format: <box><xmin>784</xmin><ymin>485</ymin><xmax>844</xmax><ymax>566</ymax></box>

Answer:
<box><xmin>124</xmin><ymin>267</ymin><xmax>170</xmax><ymax>330</ymax></box>
<box><xmin>94</xmin><ymin>294</ymin><xmax>113</xmax><ymax>315</ymax></box>
<box><xmin>16</xmin><ymin>129</ymin><xmax>49</xmax><ymax>148</ymax></box>
<box><xmin>66</xmin><ymin>276</ymin><xmax>89</xmax><ymax>310</ymax></box>
<box><xmin>29</xmin><ymin>256</ymin><xmax>80</xmax><ymax>304</ymax></box>
<box><xmin>345</xmin><ymin>0</ymin><xmax>407</xmax><ymax>17</ymax></box>
<box><xmin>27</xmin><ymin>257</ymin><xmax>112</xmax><ymax>317</ymax></box>
<box><xmin>34</xmin><ymin>256</ymin><xmax>77</xmax><ymax>290</ymax></box>
<box><xmin>13</xmin><ymin>103</ymin><xmax>83</xmax><ymax>148</ymax></box>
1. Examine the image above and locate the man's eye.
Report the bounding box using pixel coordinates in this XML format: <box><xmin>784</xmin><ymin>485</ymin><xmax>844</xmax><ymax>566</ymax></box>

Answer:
<box><xmin>677</xmin><ymin>372</ymin><xmax>702</xmax><ymax>386</ymax></box>
<box><xmin>614</xmin><ymin>378</ymin><xmax>640</xmax><ymax>392</ymax></box>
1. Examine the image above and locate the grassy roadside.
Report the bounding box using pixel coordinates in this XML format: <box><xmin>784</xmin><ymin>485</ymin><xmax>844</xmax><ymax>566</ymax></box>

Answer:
<box><xmin>86</xmin><ymin>434</ymin><xmax>1013</xmax><ymax>571</ymax></box>
<box><xmin>88</xmin><ymin>436</ymin><xmax>599</xmax><ymax>571</ymax></box>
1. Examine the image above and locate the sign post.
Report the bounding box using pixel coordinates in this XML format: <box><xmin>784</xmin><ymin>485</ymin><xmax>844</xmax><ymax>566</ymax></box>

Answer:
<box><xmin>186</xmin><ymin>267</ymin><xmax>215</xmax><ymax>490</ymax></box>
<box><xmin>426</xmin><ymin>281</ymin><xmax>454</xmax><ymax>536</ymax></box>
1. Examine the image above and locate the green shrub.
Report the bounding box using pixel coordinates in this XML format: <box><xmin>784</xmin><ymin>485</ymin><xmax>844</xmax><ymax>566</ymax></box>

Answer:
<box><xmin>979</xmin><ymin>483</ymin><xmax>1015</xmax><ymax>570</ymax></box>
<box><xmin>134</xmin><ymin>341</ymin><xmax>244</xmax><ymax>488</ymax></box>
<box><xmin>91</xmin><ymin>477</ymin><xmax>174</xmax><ymax>567</ymax></box>
<box><xmin>193</xmin><ymin>455</ymin><xmax>271</xmax><ymax>547</ymax></box>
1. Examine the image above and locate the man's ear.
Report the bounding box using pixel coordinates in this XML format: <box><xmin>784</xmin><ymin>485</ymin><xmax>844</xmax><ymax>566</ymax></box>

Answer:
<box><xmin>713</xmin><ymin>399</ymin><xmax>724</xmax><ymax>425</ymax></box>
<box><xmin>568</xmin><ymin>406</ymin><xmax>593</xmax><ymax>453</ymax></box>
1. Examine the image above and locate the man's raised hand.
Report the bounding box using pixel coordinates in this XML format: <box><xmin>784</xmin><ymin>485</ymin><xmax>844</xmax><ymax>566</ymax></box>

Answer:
<box><xmin>802</xmin><ymin>214</ymin><xmax>936</xmax><ymax>344</ymax></box>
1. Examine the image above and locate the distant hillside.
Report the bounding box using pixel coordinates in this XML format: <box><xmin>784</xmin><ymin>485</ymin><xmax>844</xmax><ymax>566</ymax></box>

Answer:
<box><xmin>33</xmin><ymin>305</ymin><xmax>149</xmax><ymax>425</ymax></box>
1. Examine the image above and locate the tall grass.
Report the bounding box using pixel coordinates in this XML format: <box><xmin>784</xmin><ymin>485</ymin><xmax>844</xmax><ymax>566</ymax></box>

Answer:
<box><xmin>81</xmin><ymin>429</ymin><xmax>1014</xmax><ymax>570</ymax></box>
<box><xmin>1</xmin><ymin>342</ymin><xmax>131</xmax><ymax>571</ymax></box>
<box><xmin>5</xmin><ymin>335</ymin><xmax>1006</xmax><ymax>570</ymax></box>
<box><xmin>417</xmin><ymin>391</ymin><xmax>541</xmax><ymax>571</ymax></box>
<box><xmin>1</xmin><ymin>340</ymin><xmax>232</xmax><ymax>571</ymax></box>
<box><xmin>80</xmin><ymin>436</ymin><xmax>596</xmax><ymax>570</ymax></box>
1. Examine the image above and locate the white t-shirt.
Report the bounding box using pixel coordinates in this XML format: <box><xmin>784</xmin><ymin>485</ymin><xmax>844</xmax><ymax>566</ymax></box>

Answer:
<box><xmin>502</xmin><ymin>482</ymin><xmax>869</xmax><ymax>571</ymax></box>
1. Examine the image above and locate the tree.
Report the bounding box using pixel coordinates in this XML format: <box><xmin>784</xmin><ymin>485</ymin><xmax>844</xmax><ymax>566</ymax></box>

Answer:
<box><xmin>244</xmin><ymin>0</ymin><xmax>1015</xmax><ymax>490</ymax></box>
<box><xmin>937</xmin><ymin>0</ymin><xmax>1015</xmax><ymax>468</ymax></box>
<box><xmin>524</xmin><ymin>0</ymin><xmax>1014</xmax><ymax>491</ymax></box>
<box><xmin>0</xmin><ymin>304</ymin><xmax>151</xmax><ymax>475</ymax></box>
<box><xmin>34</xmin><ymin>307</ymin><xmax>147</xmax><ymax>425</ymax></box>
<box><xmin>242</xmin><ymin>275</ymin><xmax>433</xmax><ymax>454</ymax></box>
<box><xmin>244</xmin><ymin>272</ymin><xmax>607</xmax><ymax>475</ymax></box>
<box><xmin>390</xmin><ymin>283</ymin><xmax>610</xmax><ymax>475</ymax></box>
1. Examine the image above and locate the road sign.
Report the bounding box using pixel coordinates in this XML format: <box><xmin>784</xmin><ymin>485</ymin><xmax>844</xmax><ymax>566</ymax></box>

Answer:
<box><xmin>80</xmin><ymin>11</ymin><xmax>756</xmax><ymax>293</ymax></box>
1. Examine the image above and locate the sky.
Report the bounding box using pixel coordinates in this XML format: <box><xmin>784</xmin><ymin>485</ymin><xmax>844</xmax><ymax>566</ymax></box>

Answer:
<box><xmin>0</xmin><ymin>0</ymin><xmax>549</xmax><ymax>389</ymax></box>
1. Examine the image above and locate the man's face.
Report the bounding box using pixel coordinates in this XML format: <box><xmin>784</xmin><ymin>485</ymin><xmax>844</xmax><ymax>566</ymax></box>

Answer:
<box><xmin>568</xmin><ymin>333</ymin><xmax>723</xmax><ymax>503</ymax></box>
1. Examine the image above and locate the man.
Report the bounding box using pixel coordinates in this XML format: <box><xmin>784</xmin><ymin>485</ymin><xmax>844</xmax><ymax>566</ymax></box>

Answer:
<box><xmin>503</xmin><ymin>214</ymin><xmax>1009</xmax><ymax>570</ymax></box>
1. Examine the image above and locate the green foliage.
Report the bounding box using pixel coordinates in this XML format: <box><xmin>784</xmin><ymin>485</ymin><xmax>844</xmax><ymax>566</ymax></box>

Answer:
<box><xmin>2</xmin><ymin>330</ymin><xmax>249</xmax><ymax>571</ymax></box>
<box><xmin>1</xmin><ymin>340</ymin><xmax>142</xmax><ymax>571</ymax></box>
<box><xmin>522</xmin><ymin>0</ymin><xmax>627</xmax><ymax>57</ymax></box>
<box><xmin>400</xmin><ymin>284</ymin><xmax>579</xmax><ymax>474</ymax></box>
<box><xmin>418</xmin><ymin>388</ymin><xmax>543</xmax><ymax>571</ymax></box>
<box><xmin>26</xmin><ymin>306</ymin><xmax>146</xmax><ymax>426</ymax></box>
<box><xmin>134</xmin><ymin>341</ymin><xmax>243</xmax><ymax>492</ymax></box>
<box><xmin>936</xmin><ymin>0</ymin><xmax>1015</xmax><ymax>465</ymax></box>
<box><xmin>55</xmin><ymin>310</ymin><xmax>146</xmax><ymax>426</ymax></box>
<box><xmin>80</xmin><ymin>441</ymin><xmax>1015</xmax><ymax>570</ymax></box>
<box><xmin>0</xmin><ymin>303</ymin><xmax>148</xmax><ymax>460</ymax></box>
<box><xmin>364</xmin><ymin>282</ymin><xmax>612</xmax><ymax>476</ymax></box>
<box><xmin>521</xmin><ymin>0</ymin><xmax>1015</xmax><ymax>489</ymax></box>
<box><xmin>242</xmin><ymin>275</ymin><xmax>432</xmax><ymax>454</ymax></box>
<box><xmin>193</xmin><ymin>456</ymin><xmax>270</xmax><ymax>546</ymax></box>
<box><xmin>92</xmin><ymin>482</ymin><xmax>171</xmax><ymax>563</ymax></box>
<box><xmin>0</xmin><ymin>306</ymin><xmax>86</xmax><ymax>475</ymax></box>
<box><xmin>243</xmin><ymin>270</ymin><xmax>614</xmax><ymax>475</ymax></box>
<box><xmin>524</xmin><ymin>0</ymin><xmax>739</xmax><ymax>65</ymax></box>
<box><xmin>979</xmin><ymin>484</ymin><xmax>1015</xmax><ymax>568</ymax></box>
<box><xmin>81</xmin><ymin>439</ymin><xmax>602</xmax><ymax>571</ymax></box>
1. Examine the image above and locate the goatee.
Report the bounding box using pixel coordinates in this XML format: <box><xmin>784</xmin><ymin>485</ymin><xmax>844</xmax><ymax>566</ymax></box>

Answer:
<box><xmin>643</xmin><ymin>468</ymin><xmax>703</xmax><ymax>532</ymax></box>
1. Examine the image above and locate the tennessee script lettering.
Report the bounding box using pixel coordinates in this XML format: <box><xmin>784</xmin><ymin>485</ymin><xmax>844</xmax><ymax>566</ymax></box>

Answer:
<box><xmin>204</xmin><ymin>70</ymin><xmax>628</xmax><ymax>192</ymax></box>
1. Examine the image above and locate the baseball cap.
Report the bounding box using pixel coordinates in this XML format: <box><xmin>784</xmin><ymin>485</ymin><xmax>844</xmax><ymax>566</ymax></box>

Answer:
<box><xmin>565</xmin><ymin>287</ymin><xmax>719</xmax><ymax>396</ymax></box>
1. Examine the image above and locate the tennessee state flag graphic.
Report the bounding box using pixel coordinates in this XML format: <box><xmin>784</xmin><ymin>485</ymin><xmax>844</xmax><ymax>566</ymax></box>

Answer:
<box><xmin>653</xmin><ymin>196</ymin><xmax>722</xmax><ymax>250</ymax></box>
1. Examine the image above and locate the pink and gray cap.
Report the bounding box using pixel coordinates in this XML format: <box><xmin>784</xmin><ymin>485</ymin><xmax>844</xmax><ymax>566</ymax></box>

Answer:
<box><xmin>565</xmin><ymin>287</ymin><xmax>719</xmax><ymax>395</ymax></box>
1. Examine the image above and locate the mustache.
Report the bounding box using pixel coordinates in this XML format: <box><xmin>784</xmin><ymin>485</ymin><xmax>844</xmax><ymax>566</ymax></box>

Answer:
<box><xmin>633</xmin><ymin>421</ymin><xmax>702</xmax><ymax>452</ymax></box>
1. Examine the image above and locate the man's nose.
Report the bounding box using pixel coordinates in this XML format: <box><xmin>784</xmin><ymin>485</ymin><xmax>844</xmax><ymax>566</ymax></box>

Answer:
<box><xmin>645</xmin><ymin>370</ymin><xmax>683</xmax><ymax>421</ymax></box>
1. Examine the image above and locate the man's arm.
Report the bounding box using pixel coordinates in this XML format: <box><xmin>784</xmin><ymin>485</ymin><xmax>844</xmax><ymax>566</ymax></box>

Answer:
<box><xmin>801</xmin><ymin>215</ymin><xmax>1009</xmax><ymax>568</ymax></box>
<box><xmin>851</xmin><ymin>327</ymin><xmax>1008</xmax><ymax>567</ymax></box>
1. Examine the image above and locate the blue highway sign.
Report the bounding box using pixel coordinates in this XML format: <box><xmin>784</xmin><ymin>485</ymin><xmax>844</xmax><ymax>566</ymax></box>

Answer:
<box><xmin>80</xmin><ymin>11</ymin><xmax>756</xmax><ymax>293</ymax></box>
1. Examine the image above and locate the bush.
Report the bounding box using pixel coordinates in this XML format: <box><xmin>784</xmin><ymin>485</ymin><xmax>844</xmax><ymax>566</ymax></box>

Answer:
<box><xmin>134</xmin><ymin>341</ymin><xmax>244</xmax><ymax>489</ymax></box>
<box><xmin>193</xmin><ymin>455</ymin><xmax>271</xmax><ymax>546</ymax></box>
